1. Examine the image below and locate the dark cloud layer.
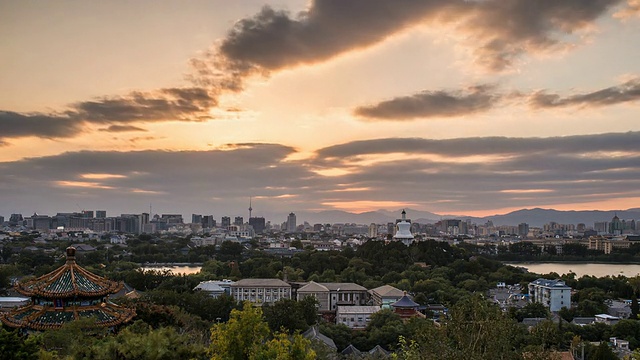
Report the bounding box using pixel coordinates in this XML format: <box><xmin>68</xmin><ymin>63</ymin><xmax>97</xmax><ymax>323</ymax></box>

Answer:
<box><xmin>460</xmin><ymin>0</ymin><xmax>621</xmax><ymax>71</ymax></box>
<box><xmin>354</xmin><ymin>85</ymin><xmax>498</xmax><ymax>120</ymax></box>
<box><xmin>0</xmin><ymin>87</ymin><xmax>215</xmax><ymax>142</ymax></box>
<box><xmin>315</xmin><ymin>132</ymin><xmax>640</xmax><ymax>160</ymax></box>
<box><xmin>99</xmin><ymin>125</ymin><xmax>148</xmax><ymax>133</ymax></box>
<box><xmin>1</xmin><ymin>133</ymin><xmax>639</xmax><ymax>217</ymax></box>
<box><xmin>530</xmin><ymin>78</ymin><xmax>640</xmax><ymax>108</ymax></box>
<box><xmin>191</xmin><ymin>0</ymin><xmax>623</xmax><ymax>89</ymax></box>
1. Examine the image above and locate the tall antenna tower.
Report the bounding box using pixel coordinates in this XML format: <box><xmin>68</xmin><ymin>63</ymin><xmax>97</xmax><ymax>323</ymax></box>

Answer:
<box><xmin>248</xmin><ymin>197</ymin><xmax>253</xmax><ymax>219</ymax></box>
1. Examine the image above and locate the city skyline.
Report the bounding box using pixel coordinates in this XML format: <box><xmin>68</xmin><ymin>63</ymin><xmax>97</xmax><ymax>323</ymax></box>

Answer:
<box><xmin>2</xmin><ymin>1</ymin><xmax>640</xmax><ymax>218</ymax></box>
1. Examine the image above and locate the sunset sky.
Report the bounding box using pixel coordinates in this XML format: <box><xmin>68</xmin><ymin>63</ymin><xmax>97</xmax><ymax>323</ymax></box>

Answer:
<box><xmin>2</xmin><ymin>0</ymin><xmax>640</xmax><ymax>221</ymax></box>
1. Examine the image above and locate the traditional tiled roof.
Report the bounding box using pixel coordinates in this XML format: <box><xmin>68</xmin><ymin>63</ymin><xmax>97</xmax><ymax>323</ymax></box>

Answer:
<box><xmin>298</xmin><ymin>281</ymin><xmax>329</xmax><ymax>293</ymax></box>
<box><xmin>391</xmin><ymin>293</ymin><xmax>419</xmax><ymax>308</ymax></box>
<box><xmin>231</xmin><ymin>278</ymin><xmax>291</xmax><ymax>287</ymax></box>
<box><xmin>0</xmin><ymin>302</ymin><xmax>135</xmax><ymax>330</ymax></box>
<box><xmin>370</xmin><ymin>284</ymin><xmax>404</xmax><ymax>298</ymax></box>
<box><xmin>15</xmin><ymin>247</ymin><xmax>123</xmax><ymax>298</ymax></box>
<box><xmin>0</xmin><ymin>246</ymin><xmax>135</xmax><ymax>330</ymax></box>
<box><xmin>319</xmin><ymin>282</ymin><xmax>367</xmax><ymax>292</ymax></box>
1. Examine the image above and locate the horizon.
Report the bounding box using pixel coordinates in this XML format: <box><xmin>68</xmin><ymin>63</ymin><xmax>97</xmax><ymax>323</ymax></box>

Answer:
<box><xmin>2</xmin><ymin>1</ymin><xmax>640</xmax><ymax>218</ymax></box>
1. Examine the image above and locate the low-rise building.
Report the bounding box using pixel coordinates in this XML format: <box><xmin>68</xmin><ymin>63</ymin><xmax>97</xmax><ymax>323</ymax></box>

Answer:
<box><xmin>336</xmin><ymin>305</ymin><xmax>381</xmax><ymax>329</ymax></box>
<box><xmin>194</xmin><ymin>280</ymin><xmax>234</xmax><ymax>298</ymax></box>
<box><xmin>231</xmin><ymin>278</ymin><xmax>291</xmax><ymax>305</ymax></box>
<box><xmin>369</xmin><ymin>285</ymin><xmax>404</xmax><ymax>309</ymax></box>
<box><xmin>297</xmin><ymin>281</ymin><xmax>331</xmax><ymax>312</ymax></box>
<box><xmin>595</xmin><ymin>314</ymin><xmax>620</xmax><ymax>326</ymax></box>
<box><xmin>320</xmin><ymin>283</ymin><xmax>369</xmax><ymax>311</ymax></box>
<box><xmin>528</xmin><ymin>278</ymin><xmax>571</xmax><ymax>312</ymax></box>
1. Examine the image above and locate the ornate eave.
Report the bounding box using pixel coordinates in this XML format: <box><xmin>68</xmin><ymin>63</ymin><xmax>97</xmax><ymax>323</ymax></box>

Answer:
<box><xmin>15</xmin><ymin>247</ymin><xmax>123</xmax><ymax>298</ymax></box>
<box><xmin>0</xmin><ymin>302</ymin><xmax>135</xmax><ymax>330</ymax></box>
<box><xmin>0</xmin><ymin>246</ymin><xmax>135</xmax><ymax>330</ymax></box>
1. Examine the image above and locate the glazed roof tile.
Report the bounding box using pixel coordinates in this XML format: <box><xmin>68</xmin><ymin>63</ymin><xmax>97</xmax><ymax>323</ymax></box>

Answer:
<box><xmin>15</xmin><ymin>247</ymin><xmax>123</xmax><ymax>298</ymax></box>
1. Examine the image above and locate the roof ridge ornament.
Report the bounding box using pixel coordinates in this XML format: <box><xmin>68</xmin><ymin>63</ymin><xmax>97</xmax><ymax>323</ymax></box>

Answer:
<box><xmin>66</xmin><ymin>246</ymin><xmax>76</xmax><ymax>264</ymax></box>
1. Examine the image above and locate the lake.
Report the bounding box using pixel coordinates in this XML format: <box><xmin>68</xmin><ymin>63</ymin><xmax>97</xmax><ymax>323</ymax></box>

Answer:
<box><xmin>140</xmin><ymin>265</ymin><xmax>202</xmax><ymax>275</ymax></box>
<box><xmin>505</xmin><ymin>263</ymin><xmax>640</xmax><ymax>278</ymax></box>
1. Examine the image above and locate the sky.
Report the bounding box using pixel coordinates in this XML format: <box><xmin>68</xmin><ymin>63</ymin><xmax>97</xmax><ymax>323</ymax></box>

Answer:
<box><xmin>1</xmin><ymin>0</ymin><xmax>640</xmax><ymax>222</ymax></box>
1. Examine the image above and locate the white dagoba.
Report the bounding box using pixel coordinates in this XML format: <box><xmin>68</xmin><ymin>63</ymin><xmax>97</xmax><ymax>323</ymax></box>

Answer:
<box><xmin>394</xmin><ymin>210</ymin><xmax>414</xmax><ymax>246</ymax></box>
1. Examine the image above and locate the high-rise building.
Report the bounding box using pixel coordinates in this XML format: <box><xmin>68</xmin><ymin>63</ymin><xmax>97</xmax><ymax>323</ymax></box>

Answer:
<box><xmin>96</xmin><ymin>211</ymin><xmax>107</xmax><ymax>218</ymax></box>
<box><xmin>368</xmin><ymin>223</ymin><xmax>378</xmax><ymax>238</ymax></box>
<box><xmin>32</xmin><ymin>214</ymin><xmax>52</xmax><ymax>231</ymax></box>
<box><xmin>202</xmin><ymin>215</ymin><xmax>215</xmax><ymax>229</ymax></box>
<box><xmin>0</xmin><ymin>216</ymin><xmax>4</xmax><ymax>224</ymax></box>
<box><xmin>609</xmin><ymin>214</ymin><xmax>623</xmax><ymax>235</ymax></box>
<box><xmin>82</xmin><ymin>210</ymin><xmax>94</xmax><ymax>218</ymax></box>
<box><xmin>286</xmin><ymin>212</ymin><xmax>297</xmax><ymax>233</ymax></box>
<box><xmin>518</xmin><ymin>223</ymin><xmax>529</xmax><ymax>237</ymax></box>
<box><xmin>221</xmin><ymin>216</ymin><xmax>231</xmax><ymax>228</ymax></box>
<box><xmin>192</xmin><ymin>214</ymin><xmax>203</xmax><ymax>224</ymax></box>
<box><xmin>9</xmin><ymin>214</ymin><xmax>23</xmax><ymax>226</ymax></box>
<box><xmin>249</xmin><ymin>217</ymin><xmax>266</xmax><ymax>234</ymax></box>
<box><xmin>234</xmin><ymin>216</ymin><xmax>244</xmax><ymax>226</ymax></box>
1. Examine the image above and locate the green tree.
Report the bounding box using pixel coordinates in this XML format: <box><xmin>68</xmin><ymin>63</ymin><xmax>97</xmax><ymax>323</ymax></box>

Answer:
<box><xmin>263</xmin><ymin>299</ymin><xmax>308</xmax><ymax>334</ymax></box>
<box><xmin>209</xmin><ymin>302</ymin><xmax>270</xmax><ymax>360</ymax></box>
<box><xmin>587</xmin><ymin>341</ymin><xmax>617</xmax><ymax>360</ymax></box>
<box><xmin>0</xmin><ymin>328</ymin><xmax>39</xmax><ymax>360</ymax></box>
<box><xmin>82</xmin><ymin>323</ymin><xmax>208</xmax><ymax>360</ymax></box>
<box><xmin>250</xmin><ymin>331</ymin><xmax>316</xmax><ymax>360</ymax></box>
<box><xmin>513</xmin><ymin>302</ymin><xmax>550</xmax><ymax>322</ymax></box>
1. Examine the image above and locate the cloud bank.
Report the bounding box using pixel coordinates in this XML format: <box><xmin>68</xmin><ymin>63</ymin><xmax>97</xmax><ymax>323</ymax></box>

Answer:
<box><xmin>1</xmin><ymin>132</ymin><xmax>639</xmax><ymax>217</ymax></box>
<box><xmin>354</xmin><ymin>85</ymin><xmax>499</xmax><ymax>120</ymax></box>
<box><xmin>191</xmin><ymin>0</ymin><xmax>624</xmax><ymax>89</ymax></box>
<box><xmin>0</xmin><ymin>87</ymin><xmax>215</xmax><ymax>142</ymax></box>
<box><xmin>530</xmin><ymin>78</ymin><xmax>640</xmax><ymax>108</ymax></box>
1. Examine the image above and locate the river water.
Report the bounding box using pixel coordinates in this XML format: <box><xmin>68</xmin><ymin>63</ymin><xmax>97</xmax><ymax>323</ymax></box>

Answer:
<box><xmin>505</xmin><ymin>263</ymin><xmax>640</xmax><ymax>278</ymax></box>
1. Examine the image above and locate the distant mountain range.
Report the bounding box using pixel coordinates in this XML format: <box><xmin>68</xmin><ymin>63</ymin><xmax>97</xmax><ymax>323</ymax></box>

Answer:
<box><xmin>283</xmin><ymin>208</ymin><xmax>640</xmax><ymax>228</ymax></box>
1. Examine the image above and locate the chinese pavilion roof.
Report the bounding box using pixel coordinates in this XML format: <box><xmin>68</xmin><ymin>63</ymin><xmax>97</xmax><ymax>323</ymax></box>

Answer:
<box><xmin>391</xmin><ymin>293</ymin><xmax>419</xmax><ymax>309</ymax></box>
<box><xmin>0</xmin><ymin>246</ymin><xmax>135</xmax><ymax>330</ymax></box>
<box><xmin>0</xmin><ymin>301</ymin><xmax>135</xmax><ymax>331</ymax></box>
<box><xmin>14</xmin><ymin>247</ymin><xmax>123</xmax><ymax>298</ymax></box>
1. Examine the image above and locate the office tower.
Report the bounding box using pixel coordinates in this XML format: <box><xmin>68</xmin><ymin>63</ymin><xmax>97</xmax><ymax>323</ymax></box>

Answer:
<box><xmin>82</xmin><ymin>210</ymin><xmax>94</xmax><ymax>218</ymax></box>
<box><xmin>202</xmin><ymin>215</ymin><xmax>215</xmax><ymax>229</ymax></box>
<box><xmin>287</xmin><ymin>212</ymin><xmax>296</xmax><ymax>233</ymax></box>
<box><xmin>249</xmin><ymin>217</ymin><xmax>266</xmax><ymax>234</ymax></box>
<box><xmin>518</xmin><ymin>223</ymin><xmax>529</xmax><ymax>237</ymax></box>
<box><xmin>96</xmin><ymin>210</ymin><xmax>107</xmax><ymax>218</ymax></box>
<box><xmin>234</xmin><ymin>216</ymin><xmax>244</xmax><ymax>226</ymax></box>
<box><xmin>368</xmin><ymin>223</ymin><xmax>378</xmax><ymax>238</ymax></box>
<box><xmin>9</xmin><ymin>214</ymin><xmax>23</xmax><ymax>226</ymax></box>
<box><xmin>221</xmin><ymin>216</ymin><xmax>231</xmax><ymax>228</ymax></box>
<box><xmin>192</xmin><ymin>214</ymin><xmax>203</xmax><ymax>224</ymax></box>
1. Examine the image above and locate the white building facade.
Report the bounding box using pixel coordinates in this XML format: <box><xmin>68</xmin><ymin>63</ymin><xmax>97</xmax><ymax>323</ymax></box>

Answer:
<box><xmin>231</xmin><ymin>278</ymin><xmax>291</xmax><ymax>305</ymax></box>
<box><xmin>528</xmin><ymin>278</ymin><xmax>571</xmax><ymax>312</ymax></box>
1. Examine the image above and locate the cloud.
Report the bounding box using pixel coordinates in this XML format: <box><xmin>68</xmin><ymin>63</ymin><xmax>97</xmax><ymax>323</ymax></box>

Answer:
<box><xmin>614</xmin><ymin>0</ymin><xmax>640</xmax><ymax>19</ymax></box>
<box><xmin>457</xmin><ymin>0</ymin><xmax>622</xmax><ymax>71</ymax></box>
<box><xmin>190</xmin><ymin>0</ymin><xmax>623</xmax><ymax>89</ymax></box>
<box><xmin>0</xmin><ymin>87</ymin><xmax>215</xmax><ymax>142</ymax></box>
<box><xmin>1</xmin><ymin>133</ymin><xmax>640</xmax><ymax>217</ymax></box>
<box><xmin>99</xmin><ymin>125</ymin><xmax>148</xmax><ymax>133</ymax></box>
<box><xmin>0</xmin><ymin>111</ymin><xmax>83</xmax><ymax>140</ymax></box>
<box><xmin>353</xmin><ymin>85</ymin><xmax>499</xmax><ymax>120</ymax></box>
<box><xmin>529</xmin><ymin>78</ymin><xmax>640</xmax><ymax>108</ymax></box>
<box><xmin>314</xmin><ymin>132</ymin><xmax>640</xmax><ymax>161</ymax></box>
<box><xmin>0</xmin><ymin>143</ymin><xmax>312</xmax><ymax>218</ymax></box>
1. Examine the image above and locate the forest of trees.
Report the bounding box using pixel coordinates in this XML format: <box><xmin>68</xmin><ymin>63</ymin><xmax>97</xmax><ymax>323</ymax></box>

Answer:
<box><xmin>2</xmin><ymin>237</ymin><xmax>640</xmax><ymax>359</ymax></box>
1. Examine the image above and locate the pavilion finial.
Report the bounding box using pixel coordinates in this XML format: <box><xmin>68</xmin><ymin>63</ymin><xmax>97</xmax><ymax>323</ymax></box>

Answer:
<box><xmin>66</xmin><ymin>247</ymin><xmax>76</xmax><ymax>264</ymax></box>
